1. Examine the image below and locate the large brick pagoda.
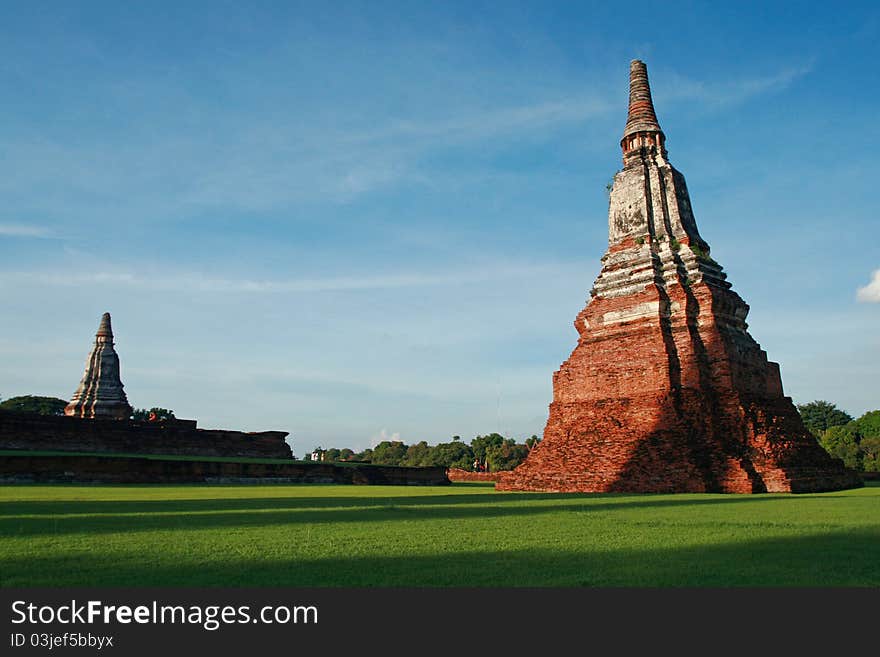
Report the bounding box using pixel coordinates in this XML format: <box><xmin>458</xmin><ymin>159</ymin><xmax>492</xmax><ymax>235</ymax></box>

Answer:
<box><xmin>497</xmin><ymin>60</ymin><xmax>860</xmax><ymax>494</ymax></box>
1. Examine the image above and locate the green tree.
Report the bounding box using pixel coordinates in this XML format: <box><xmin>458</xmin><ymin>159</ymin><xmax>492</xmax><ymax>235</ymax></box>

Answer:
<box><xmin>821</xmin><ymin>425</ymin><xmax>862</xmax><ymax>470</ymax></box>
<box><xmin>796</xmin><ymin>400</ymin><xmax>853</xmax><ymax>436</ymax></box>
<box><xmin>853</xmin><ymin>410</ymin><xmax>880</xmax><ymax>438</ymax></box>
<box><xmin>485</xmin><ymin>439</ymin><xmax>530</xmax><ymax>471</ymax></box>
<box><xmin>861</xmin><ymin>437</ymin><xmax>880</xmax><ymax>472</ymax></box>
<box><xmin>852</xmin><ymin>411</ymin><xmax>880</xmax><ymax>472</ymax></box>
<box><xmin>817</xmin><ymin>410</ymin><xmax>880</xmax><ymax>472</ymax></box>
<box><xmin>402</xmin><ymin>441</ymin><xmax>433</xmax><ymax>467</ymax></box>
<box><xmin>371</xmin><ymin>440</ymin><xmax>408</xmax><ymax>466</ymax></box>
<box><xmin>430</xmin><ymin>441</ymin><xmax>474</xmax><ymax>469</ymax></box>
<box><xmin>131</xmin><ymin>407</ymin><xmax>176</xmax><ymax>421</ymax></box>
<box><xmin>471</xmin><ymin>433</ymin><xmax>505</xmax><ymax>463</ymax></box>
<box><xmin>468</xmin><ymin>433</ymin><xmax>534</xmax><ymax>471</ymax></box>
<box><xmin>353</xmin><ymin>448</ymin><xmax>373</xmax><ymax>463</ymax></box>
<box><xmin>0</xmin><ymin>395</ymin><xmax>68</xmax><ymax>415</ymax></box>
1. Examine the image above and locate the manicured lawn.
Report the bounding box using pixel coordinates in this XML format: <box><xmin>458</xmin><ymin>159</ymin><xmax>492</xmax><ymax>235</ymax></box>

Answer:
<box><xmin>1</xmin><ymin>482</ymin><xmax>878</xmax><ymax>587</ymax></box>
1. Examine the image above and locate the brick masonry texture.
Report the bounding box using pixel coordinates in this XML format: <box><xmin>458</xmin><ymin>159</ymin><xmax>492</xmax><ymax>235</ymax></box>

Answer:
<box><xmin>497</xmin><ymin>61</ymin><xmax>861</xmax><ymax>494</ymax></box>
<box><xmin>0</xmin><ymin>452</ymin><xmax>450</xmax><ymax>485</ymax></box>
<box><xmin>446</xmin><ymin>468</ymin><xmax>504</xmax><ymax>482</ymax></box>
<box><xmin>0</xmin><ymin>410</ymin><xmax>293</xmax><ymax>461</ymax></box>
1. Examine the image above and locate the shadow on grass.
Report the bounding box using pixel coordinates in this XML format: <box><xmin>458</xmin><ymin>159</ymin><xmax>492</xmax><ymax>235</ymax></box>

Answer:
<box><xmin>0</xmin><ymin>490</ymin><xmax>860</xmax><ymax>538</ymax></box>
<box><xmin>2</xmin><ymin>529</ymin><xmax>878</xmax><ymax>587</ymax></box>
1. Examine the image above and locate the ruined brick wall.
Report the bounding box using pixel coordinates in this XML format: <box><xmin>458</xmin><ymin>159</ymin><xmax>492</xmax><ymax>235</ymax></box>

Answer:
<box><xmin>446</xmin><ymin>468</ymin><xmax>503</xmax><ymax>482</ymax></box>
<box><xmin>0</xmin><ymin>453</ymin><xmax>450</xmax><ymax>485</ymax></box>
<box><xmin>0</xmin><ymin>410</ymin><xmax>292</xmax><ymax>460</ymax></box>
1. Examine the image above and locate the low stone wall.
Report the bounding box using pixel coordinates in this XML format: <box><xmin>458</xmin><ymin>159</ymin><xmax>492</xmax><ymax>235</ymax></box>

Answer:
<box><xmin>446</xmin><ymin>468</ymin><xmax>504</xmax><ymax>482</ymax></box>
<box><xmin>0</xmin><ymin>410</ymin><xmax>292</xmax><ymax>460</ymax></box>
<box><xmin>0</xmin><ymin>452</ymin><xmax>451</xmax><ymax>485</ymax></box>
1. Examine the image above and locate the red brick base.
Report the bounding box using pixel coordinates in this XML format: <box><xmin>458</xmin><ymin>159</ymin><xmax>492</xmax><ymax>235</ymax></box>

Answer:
<box><xmin>497</xmin><ymin>283</ymin><xmax>861</xmax><ymax>494</ymax></box>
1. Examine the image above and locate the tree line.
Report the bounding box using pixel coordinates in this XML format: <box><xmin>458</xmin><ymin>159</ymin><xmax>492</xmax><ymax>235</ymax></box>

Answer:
<box><xmin>797</xmin><ymin>400</ymin><xmax>880</xmax><ymax>473</ymax></box>
<box><xmin>313</xmin><ymin>433</ymin><xmax>541</xmax><ymax>472</ymax></box>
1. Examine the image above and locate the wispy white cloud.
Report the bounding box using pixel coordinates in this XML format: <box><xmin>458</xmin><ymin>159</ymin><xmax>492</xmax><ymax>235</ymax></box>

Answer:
<box><xmin>0</xmin><ymin>261</ymin><xmax>581</xmax><ymax>293</ymax></box>
<box><xmin>370</xmin><ymin>428</ymin><xmax>401</xmax><ymax>448</ymax></box>
<box><xmin>856</xmin><ymin>269</ymin><xmax>880</xmax><ymax>303</ymax></box>
<box><xmin>0</xmin><ymin>60</ymin><xmax>815</xmax><ymax>221</ymax></box>
<box><xmin>659</xmin><ymin>62</ymin><xmax>815</xmax><ymax>108</ymax></box>
<box><xmin>0</xmin><ymin>91</ymin><xmax>613</xmax><ymax>216</ymax></box>
<box><xmin>358</xmin><ymin>97</ymin><xmax>611</xmax><ymax>145</ymax></box>
<box><xmin>0</xmin><ymin>223</ymin><xmax>56</xmax><ymax>238</ymax></box>
<box><xmin>158</xmin><ymin>94</ymin><xmax>613</xmax><ymax>207</ymax></box>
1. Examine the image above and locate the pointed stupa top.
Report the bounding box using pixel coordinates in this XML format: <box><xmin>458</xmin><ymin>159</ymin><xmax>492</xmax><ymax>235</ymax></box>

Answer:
<box><xmin>64</xmin><ymin>312</ymin><xmax>132</xmax><ymax>420</ymax></box>
<box><xmin>622</xmin><ymin>59</ymin><xmax>663</xmax><ymax>139</ymax></box>
<box><xmin>96</xmin><ymin>312</ymin><xmax>113</xmax><ymax>339</ymax></box>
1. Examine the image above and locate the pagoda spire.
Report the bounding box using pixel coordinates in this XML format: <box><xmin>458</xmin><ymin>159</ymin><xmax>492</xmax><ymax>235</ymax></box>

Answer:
<box><xmin>497</xmin><ymin>59</ymin><xmax>861</xmax><ymax>495</ymax></box>
<box><xmin>621</xmin><ymin>59</ymin><xmax>666</xmax><ymax>159</ymax></box>
<box><xmin>64</xmin><ymin>312</ymin><xmax>132</xmax><ymax>420</ymax></box>
<box><xmin>96</xmin><ymin>312</ymin><xmax>113</xmax><ymax>338</ymax></box>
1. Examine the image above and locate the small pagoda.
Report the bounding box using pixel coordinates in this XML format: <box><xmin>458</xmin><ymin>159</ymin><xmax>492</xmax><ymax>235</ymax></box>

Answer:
<box><xmin>64</xmin><ymin>312</ymin><xmax>133</xmax><ymax>420</ymax></box>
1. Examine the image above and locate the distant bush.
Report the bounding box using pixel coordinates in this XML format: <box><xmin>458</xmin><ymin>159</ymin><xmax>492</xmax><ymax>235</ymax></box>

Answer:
<box><xmin>131</xmin><ymin>407</ymin><xmax>176</xmax><ymax>421</ymax></box>
<box><xmin>0</xmin><ymin>395</ymin><xmax>68</xmax><ymax>415</ymax></box>
<box><xmin>819</xmin><ymin>410</ymin><xmax>880</xmax><ymax>473</ymax></box>
<box><xmin>821</xmin><ymin>424</ymin><xmax>862</xmax><ymax>470</ymax></box>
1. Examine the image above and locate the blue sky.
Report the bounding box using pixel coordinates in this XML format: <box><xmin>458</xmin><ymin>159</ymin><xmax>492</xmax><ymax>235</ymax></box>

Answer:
<box><xmin>1</xmin><ymin>1</ymin><xmax>877</xmax><ymax>456</ymax></box>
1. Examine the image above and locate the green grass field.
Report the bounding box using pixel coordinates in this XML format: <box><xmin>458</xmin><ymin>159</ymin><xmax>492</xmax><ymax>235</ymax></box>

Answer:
<box><xmin>1</xmin><ymin>482</ymin><xmax>878</xmax><ymax>587</ymax></box>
